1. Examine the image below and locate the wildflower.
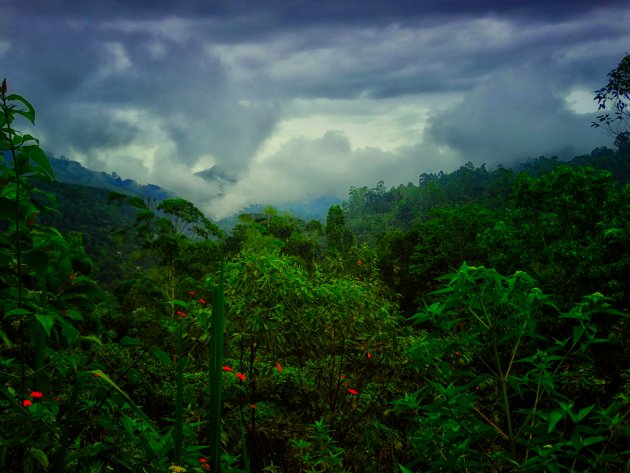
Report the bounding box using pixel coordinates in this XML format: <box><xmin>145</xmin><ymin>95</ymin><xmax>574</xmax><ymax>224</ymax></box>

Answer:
<box><xmin>23</xmin><ymin>400</ymin><xmax>32</xmax><ymax>407</ymax></box>
<box><xmin>339</xmin><ymin>374</ymin><xmax>345</xmax><ymax>379</ymax></box>
<box><xmin>30</xmin><ymin>391</ymin><xmax>43</xmax><ymax>399</ymax></box>
<box><xmin>276</xmin><ymin>361</ymin><xmax>284</xmax><ymax>373</ymax></box>
<box><xmin>177</xmin><ymin>310</ymin><xmax>186</xmax><ymax>317</ymax></box>
<box><xmin>236</xmin><ymin>372</ymin><xmax>245</xmax><ymax>382</ymax></box>
<box><xmin>357</xmin><ymin>259</ymin><xmax>363</xmax><ymax>265</ymax></box>
<box><xmin>199</xmin><ymin>458</ymin><xmax>210</xmax><ymax>470</ymax></box>
<box><xmin>199</xmin><ymin>299</ymin><xmax>206</xmax><ymax>304</ymax></box>
<box><xmin>199</xmin><ymin>458</ymin><xmax>207</xmax><ymax>463</ymax></box>
<box><xmin>249</xmin><ymin>403</ymin><xmax>257</xmax><ymax>409</ymax></box>
<box><xmin>348</xmin><ymin>388</ymin><xmax>358</xmax><ymax>395</ymax></box>
<box><xmin>367</xmin><ymin>352</ymin><xmax>372</xmax><ymax>359</ymax></box>
<box><xmin>189</xmin><ymin>291</ymin><xmax>195</xmax><ymax>295</ymax></box>
<box><xmin>223</xmin><ymin>366</ymin><xmax>233</xmax><ymax>372</ymax></box>
<box><xmin>168</xmin><ymin>465</ymin><xmax>187</xmax><ymax>473</ymax></box>
<box><xmin>94</xmin><ymin>373</ymin><xmax>100</xmax><ymax>377</ymax></box>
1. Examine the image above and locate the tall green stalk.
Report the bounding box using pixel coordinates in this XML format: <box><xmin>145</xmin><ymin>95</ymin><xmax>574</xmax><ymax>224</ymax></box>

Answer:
<box><xmin>0</xmin><ymin>79</ymin><xmax>26</xmax><ymax>401</ymax></box>
<box><xmin>208</xmin><ymin>258</ymin><xmax>225</xmax><ymax>472</ymax></box>
<box><xmin>174</xmin><ymin>317</ymin><xmax>185</xmax><ymax>464</ymax></box>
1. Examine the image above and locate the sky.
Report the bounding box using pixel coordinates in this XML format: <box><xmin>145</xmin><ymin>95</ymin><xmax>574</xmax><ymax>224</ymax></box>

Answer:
<box><xmin>2</xmin><ymin>0</ymin><xmax>629</xmax><ymax>219</ymax></box>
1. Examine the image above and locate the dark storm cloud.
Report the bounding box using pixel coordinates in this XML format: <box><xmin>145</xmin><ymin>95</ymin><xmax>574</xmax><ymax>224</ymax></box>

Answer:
<box><xmin>12</xmin><ymin>0</ymin><xmax>622</xmax><ymax>25</ymax></box>
<box><xmin>426</xmin><ymin>63</ymin><xmax>606</xmax><ymax>165</ymax></box>
<box><xmin>2</xmin><ymin>8</ymin><xmax>280</xmax><ymax>176</ymax></box>
<box><xmin>2</xmin><ymin>0</ymin><xmax>629</xmax><ymax>217</ymax></box>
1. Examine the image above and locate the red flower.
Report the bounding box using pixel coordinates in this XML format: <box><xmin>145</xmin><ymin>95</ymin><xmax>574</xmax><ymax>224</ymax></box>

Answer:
<box><xmin>23</xmin><ymin>399</ymin><xmax>32</xmax><ymax>407</ymax></box>
<box><xmin>222</xmin><ymin>366</ymin><xmax>233</xmax><ymax>372</ymax></box>
<box><xmin>30</xmin><ymin>391</ymin><xmax>43</xmax><ymax>399</ymax></box>
<box><xmin>249</xmin><ymin>403</ymin><xmax>257</xmax><ymax>409</ymax></box>
<box><xmin>276</xmin><ymin>361</ymin><xmax>284</xmax><ymax>373</ymax></box>
<box><xmin>367</xmin><ymin>352</ymin><xmax>372</xmax><ymax>359</ymax></box>
<box><xmin>339</xmin><ymin>374</ymin><xmax>345</xmax><ymax>379</ymax></box>
<box><xmin>189</xmin><ymin>291</ymin><xmax>195</xmax><ymax>295</ymax></box>
<box><xmin>236</xmin><ymin>372</ymin><xmax>245</xmax><ymax>382</ymax></box>
<box><xmin>199</xmin><ymin>299</ymin><xmax>206</xmax><ymax>304</ymax></box>
<box><xmin>357</xmin><ymin>259</ymin><xmax>363</xmax><ymax>265</ymax></box>
<box><xmin>177</xmin><ymin>310</ymin><xmax>186</xmax><ymax>317</ymax></box>
<box><xmin>347</xmin><ymin>388</ymin><xmax>358</xmax><ymax>395</ymax></box>
<box><xmin>200</xmin><ymin>458</ymin><xmax>207</xmax><ymax>463</ymax></box>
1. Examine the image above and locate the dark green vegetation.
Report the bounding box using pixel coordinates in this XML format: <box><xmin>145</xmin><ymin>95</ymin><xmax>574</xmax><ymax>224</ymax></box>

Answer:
<box><xmin>1</xmin><ymin>56</ymin><xmax>630</xmax><ymax>472</ymax></box>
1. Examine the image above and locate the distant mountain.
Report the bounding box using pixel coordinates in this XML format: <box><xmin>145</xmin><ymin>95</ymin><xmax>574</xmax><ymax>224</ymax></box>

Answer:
<box><xmin>49</xmin><ymin>154</ymin><xmax>172</xmax><ymax>201</ymax></box>
<box><xmin>217</xmin><ymin>195</ymin><xmax>341</xmax><ymax>231</ymax></box>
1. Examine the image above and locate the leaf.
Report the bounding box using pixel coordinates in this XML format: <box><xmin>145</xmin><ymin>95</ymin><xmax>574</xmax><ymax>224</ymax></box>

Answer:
<box><xmin>7</xmin><ymin>94</ymin><xmax>36</xmax><ymax>124</ymax></box>
<box><xmin>547</xmin><ymin>410</ymin><xmax>564</xmax><ymax>433</ymax></box>
<box><xmin>90</xmin><ymin>369</ymin><xmax>158</xmax><ymax>434</ymax></box>
<box><xmin>572</xmin><ymin>404</ymin><xmax>595</xmax><ymax>423</ymax></box>
<box><xmin>582</xmin><ymin>435</ymin><xmax>605</xmax><ymax>447</ymax></box>
<box><xmin>62</xmin><ymin>323</ymin><xmax>80</xmax><ymax>346</ymax></box>
<box><xmin>0</xmin><ymin>328</ymin><xmax>12</xmax><ymax>348</ymax></box>
<box><xmin>35</xmin><ymin>313</ymin><xmax>54</xmax><ymax>337</ymax></box>
<box><xmin>29</xmin><ymin>447</ymin><xmax>49</xmax><ymax>469</ymax></box>
<box><xmin>152</xmin><ymin>349</ymin><xmax>171</xmax><ymax>364</ymax></box>
<box><xmin>6</xmin><ymin>308</ymin><xmax>31</xmax><ymax>317</ymax></box>
<box><xmin>120</xmin><ymin>336</ymin><xmax>142</xmax><ymax>346</ymax></box>
<box><xmin>79</xmin><ymin>335</ymin><xmax>102</xmax><ymax>345</ymax></box>
<box><xmin>20</xmin><ymin>145</ymin><xmax>54</xmax><ymax>180</ymax></box>
<box><xmin>399</xmin><ymin>465</ymin><xmax>415</xmax><ymax>473</ymax></box>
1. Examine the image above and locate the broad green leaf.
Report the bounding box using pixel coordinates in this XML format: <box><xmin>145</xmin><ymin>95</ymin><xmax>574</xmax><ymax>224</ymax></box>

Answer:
<box><xmin>35</xmin><ymin>313</ymin><xmax>54</xmax><ymax>337</ymax></box>
<box><xmin>7</xmin><ymin>94</ymin><xmax>36</xmax><ymax>123</ymax></box>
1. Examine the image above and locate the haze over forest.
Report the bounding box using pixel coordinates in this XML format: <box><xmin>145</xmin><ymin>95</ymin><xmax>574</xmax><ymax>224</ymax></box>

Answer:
<box><xmin>2</xmin><ymin>0</ymin><xmax>629</xmax><ymax>217</ymax></box>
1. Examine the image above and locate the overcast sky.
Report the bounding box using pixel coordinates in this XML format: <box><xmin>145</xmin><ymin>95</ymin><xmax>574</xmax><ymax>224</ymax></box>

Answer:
<box><xmin>2</xmin><ymin>1</ymin><xmax>628</xmax><ymax>218</ymax></box>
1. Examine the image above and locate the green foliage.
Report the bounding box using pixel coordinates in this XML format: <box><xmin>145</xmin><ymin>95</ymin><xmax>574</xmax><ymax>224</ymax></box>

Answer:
<box><xmin>482</xmin><ymin>165</ymin><xmax>630</xmax><ymax>309</ymax></box>
<box><xmin>593</xmin><ymin>53</ymin><xmax>630</xmax><ymax>151</ymax></box>
<box><xmin>3</xmin><ymin>64</ymin><xmax>630</xmax><ymax>473</ymax></box>
<box><xmin>221</xmin><ymin>250</ymin><xmax>407</xmax><ymax>470</ymax></box>
<box><xmin>399</xmin><ymin>263</ymin><xmax>630</xmax><ymax>471</ymax></box>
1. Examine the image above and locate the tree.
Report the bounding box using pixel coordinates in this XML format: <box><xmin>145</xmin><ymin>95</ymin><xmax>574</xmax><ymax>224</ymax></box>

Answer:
<box><xmin>325</xmin><ymin>204</ymin><xmax>355</xmax><ymax>255</ymax></box>
<box><xmin>593</xmin><ymin>54</ymin><xmax>630</xmax><ymax>151</ymax></box>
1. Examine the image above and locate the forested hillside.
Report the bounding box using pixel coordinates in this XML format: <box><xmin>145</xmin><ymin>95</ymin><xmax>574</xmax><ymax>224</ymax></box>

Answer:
<box><xmin>1</xmin><ymin>56</ymin><xmax>630</xmax><ymax>473</ymax></box>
